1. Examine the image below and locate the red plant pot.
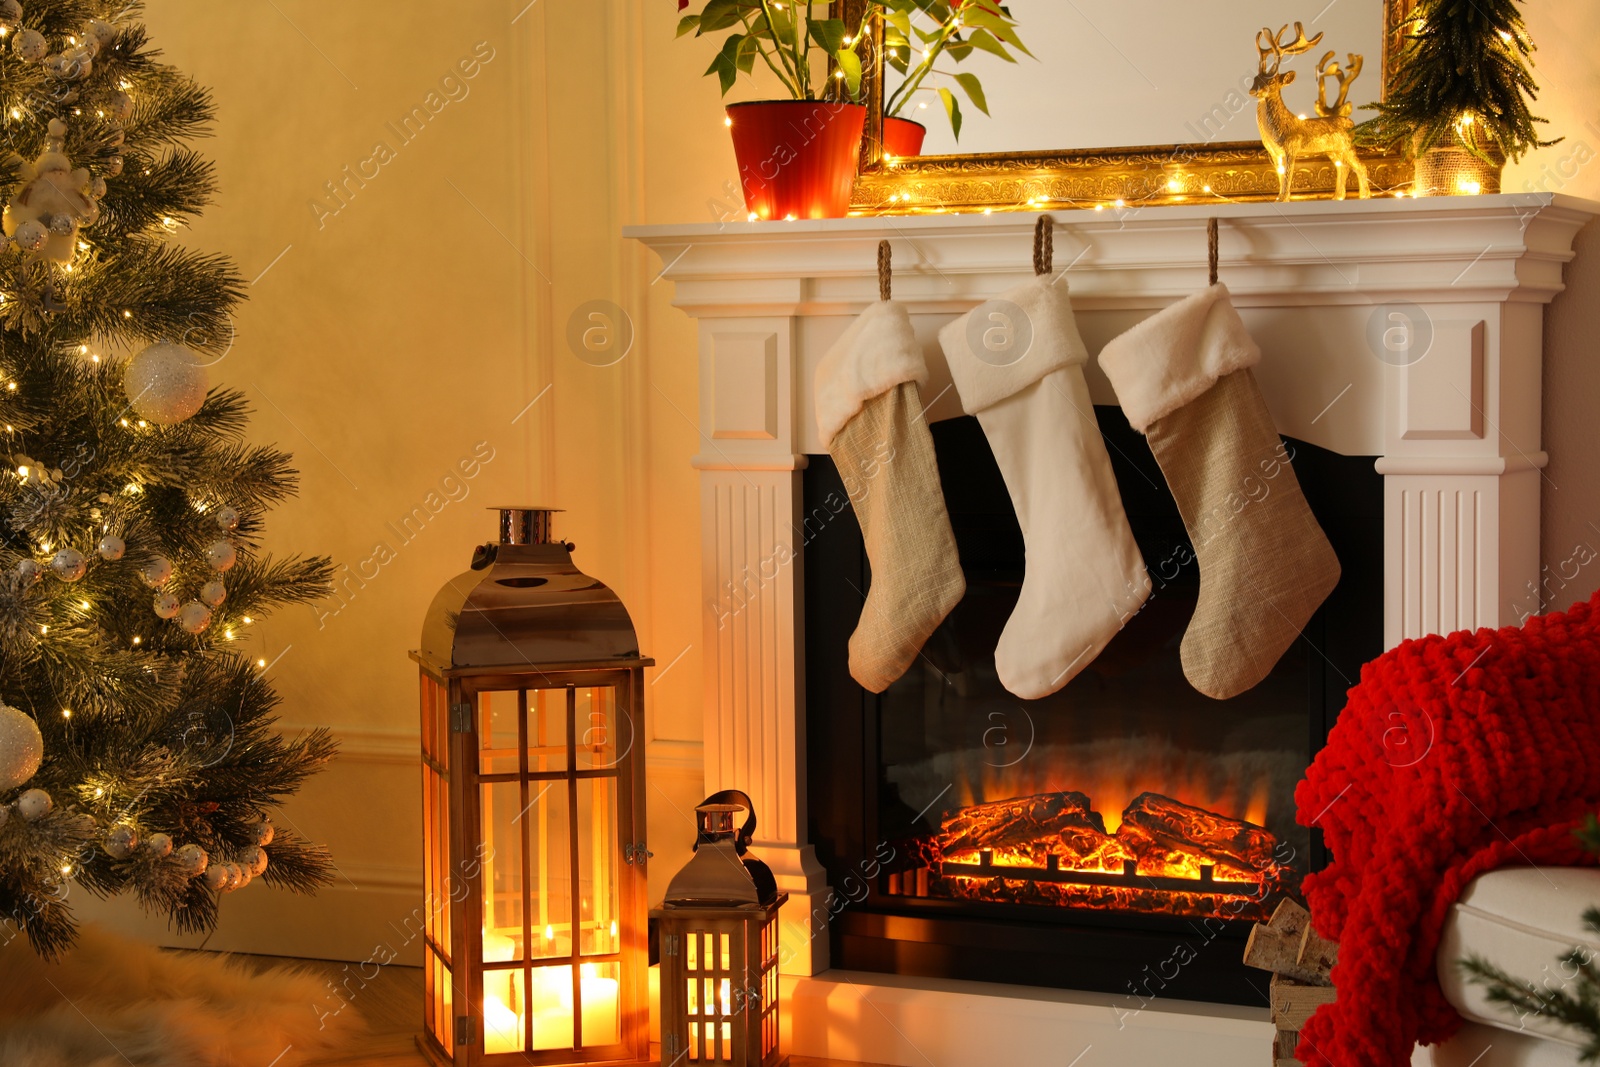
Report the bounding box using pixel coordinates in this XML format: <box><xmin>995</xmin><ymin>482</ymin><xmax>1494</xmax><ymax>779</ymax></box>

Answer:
<box><xmin>882</xmin><ymin>115</ymin><xmax>928</xmax><ymax>158</ymax></box>
<box><xmin>726</xmin><ymin>100</ymin><xmax>866</xmax><ymax>220</ymax></box>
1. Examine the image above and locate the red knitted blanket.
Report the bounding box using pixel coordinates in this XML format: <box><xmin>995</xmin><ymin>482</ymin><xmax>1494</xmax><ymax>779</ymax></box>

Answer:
<box><xmin>1293</xmin><ymin>590</ymin><xmax>1600</xmax><ymax>1066</ymax></box>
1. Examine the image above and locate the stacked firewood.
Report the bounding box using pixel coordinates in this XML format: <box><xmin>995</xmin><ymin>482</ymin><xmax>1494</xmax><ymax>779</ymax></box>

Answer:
<box><xmin>1244</xmin><ymin>900</ymin><xmax>1337</xmax><ymax>1066</ymax></box>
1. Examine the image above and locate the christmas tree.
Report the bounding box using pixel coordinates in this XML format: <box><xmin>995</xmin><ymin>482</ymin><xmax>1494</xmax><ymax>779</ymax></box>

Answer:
<box><xmin>1356</xmin><ymin>0</ymin><xmax>1557</xmax><ymax>161</ymax></box>
<box><xmin>0</xmin><ymin>0</ymin><xmax>335</xmax><ymax>959</ymax></box>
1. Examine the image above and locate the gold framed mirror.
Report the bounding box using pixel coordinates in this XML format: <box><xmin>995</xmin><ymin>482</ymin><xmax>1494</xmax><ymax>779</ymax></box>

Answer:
<box><xmin>839</xmin><ymin>0</ymin><xmax>1416</xmax><ymax>214</ymax></box>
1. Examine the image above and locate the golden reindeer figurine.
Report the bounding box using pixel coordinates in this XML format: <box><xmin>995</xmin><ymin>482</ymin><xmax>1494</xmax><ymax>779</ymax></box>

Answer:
<box><xmin>1249</xmin><ymin>22</ymin><xmax>1370</xmax><ymax>201</ymax></box>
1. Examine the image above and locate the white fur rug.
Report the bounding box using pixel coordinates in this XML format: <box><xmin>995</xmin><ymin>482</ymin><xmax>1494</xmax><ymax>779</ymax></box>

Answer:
<box><xmin>0</xmin><ymin>924</ymin><xmax>363</xmax><ymax>1067</ymax></box>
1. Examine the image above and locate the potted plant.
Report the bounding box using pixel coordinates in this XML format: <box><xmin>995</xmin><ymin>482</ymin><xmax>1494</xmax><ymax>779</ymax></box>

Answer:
<box><xmin>879</xmin><ymin>0</ymin><xmax>1030</xmax><ymax>157</ymax></box>
<box><xmin>1355</xmin><ymin>0</ymin><xmax>1558</xmax><ymax>195</ymax></box>
<box><xmin>677</xmin><ymin>1</ymin><xmax>878</xmax><ymax>219</ymax></box>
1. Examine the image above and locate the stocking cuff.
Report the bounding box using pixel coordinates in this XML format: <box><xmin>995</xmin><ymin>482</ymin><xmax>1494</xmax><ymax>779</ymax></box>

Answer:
<box><xmin>1099</xmin><ymin>283</ymin><xmax>1261</xmax><ymax>433</ymax></box>
<box><xmin>938</xmin><ymin>275</ymin><xmax>1089</xmax><ymax>415</ymax></box>
<box><xmin>815</xmin><ymin>300</ymin><xmax>928</xmax><ymax>448</ymax></box>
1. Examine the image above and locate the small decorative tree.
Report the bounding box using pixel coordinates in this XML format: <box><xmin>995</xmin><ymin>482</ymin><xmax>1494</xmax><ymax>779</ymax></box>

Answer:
<box><xmin>1356</xmin><ymin>0</ymin><xmax>1558</xmax><ymax>179</ymax></box>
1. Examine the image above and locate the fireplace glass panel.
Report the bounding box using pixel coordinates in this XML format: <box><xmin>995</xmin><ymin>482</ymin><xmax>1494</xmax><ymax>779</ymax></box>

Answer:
<box><xmin>805</xmin><ymin>409</ymin><xmax>1383</xmax><ymax>1003</ymax></box>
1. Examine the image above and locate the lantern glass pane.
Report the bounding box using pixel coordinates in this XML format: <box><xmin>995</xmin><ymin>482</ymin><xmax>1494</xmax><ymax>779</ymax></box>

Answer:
<box><xmin>484</xmin><ymin>964</ymin><xmax>526</xmax><ymax>1054</ymax></box>
<box><xmin>479</xmin><ymin>690</ymin><xmax>520</xmax><ymax>774</ymax></box>
<box><xmin>526</xmin><ymin>776</ymin><xmax>573</xmax><ymax>960</ymax></box>
<box><xmin>579</xmin><ymin>961</ymin><xmax>622</xmax><ymax>1047</ymax></box>
<box><xmin>576</xmin><ymin>775</ymin><xmax>619</xmax><ymax>955</ymax></box>
<box><xmin>528</xmin><ymin>688</ymin><xmax>568</xmax><ymax>774</ymax></box>
<box><xmin>574</xmin><ymin>686</ymin><xmax>617</xmax><ymax>770</ymax></box>
<box><xmin>528</xmin><ymin>964</ymin><xmax>575</xmax><ymax>1049</ymax></box>
<box><xmin>481</xmin><ymin>781</ymin><xmax>524</xmax><ymax>960</ymax></box>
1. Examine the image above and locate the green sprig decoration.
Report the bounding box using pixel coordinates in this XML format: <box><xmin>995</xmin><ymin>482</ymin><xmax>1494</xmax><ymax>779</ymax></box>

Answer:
<box><xmin>1356</xmin><ymin>0</ymin><xmax>1559</xmax><ymax>162</ymax></box>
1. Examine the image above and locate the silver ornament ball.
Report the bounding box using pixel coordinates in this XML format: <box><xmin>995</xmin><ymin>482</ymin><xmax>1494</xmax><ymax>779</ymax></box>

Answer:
<box><xmin>14</xmin><ymin>559</ymin><xmax>41</xmax><ymax>585</ymax></box>
<box><xmin>214</xmin><ymin>505</ymin><xmax>240</xmax><ymax>531</ymax></box>
<box><xmin>176</xmin><ymin>600</ymin><xmax>212</xmax><ymax>634</ymax></box>
<box><xmin>12</xmin><ymin>27</ymin><xmax>44</xmax><ymax>61</ymax></box>
<box><xmin>123</xmin><ymin>342</ymin><xmax>207</xmax><ymax>426</ymax></box>
<box><xmin>108</xmin><ymin>90</ymin><xmax>132</xmax><ymax>122</ymax></box>
<box><xmin>205</xmin><ymin>540</ymin><xmax>236</xmax><ymax>572</ymax></box>
<box><xmin>241</xmin><ymin>844</ymin><xmax>269</xmax><ymax>876</ymax></box>
<box><xmin>152</xmin><ymin>592</ymin><xmax>180</xmax><ymax>619</ymax></box>
<box><xmin>13</xmin><ymin>219</ymin><xmax>45</xmax><ymax>251</ymax></box>
<box><xmin>47</xmin><ymin>213</ymin><xmax>73</xmax><ymax>236</ymax></box>
<box><xmin>140</xmin><ymin>554</ymin><xmax>172</xmax><ymax>587</ymax></box>
<box><xmin>103</xmin><ymin>823</ymin><xmax>138</xmax><ymax>859</ymax></box>
<box><xmin>16</xmin><ymin>787</ymin><xmax>51</xmax><ymax>820</ymax></box>
<box><xmin>145</xmin><ymin>832</ymin><xmax>173</xmax><ymax>857</ymax></box>
<box><xmin>175</xmin><ymin>843</ymin><xmax>208</xmax><ymax>876</ymax></box>
<box><xmin>0</xmin><ymin>703</ymin><xmax>43</xmax><ymax>791</ymax></box>
<box><xmin>97</xmin><ymin>534</ymin><xmax>125</xmax><ymax>561</ymax></box>
<box><xmin>199</xmin><ymin>579</ymin><xmax>226</xmax><ymax>607</ymax></box>
<box><xmin>104</xmin><ymin>154</ymin><xmax>123</xmax><ymax>177</ymax></box>
<box><xmin>50</xmin><ymin>547</ymin><xmax>86</xmax><ymax>582</ymax></box>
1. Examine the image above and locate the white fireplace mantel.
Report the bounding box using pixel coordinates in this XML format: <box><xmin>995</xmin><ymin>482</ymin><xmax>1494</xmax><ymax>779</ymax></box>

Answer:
<box><xmin>627</xmin><ymin>194</ymin><xmax>1597</xmax><ymax>1059</ymax></box>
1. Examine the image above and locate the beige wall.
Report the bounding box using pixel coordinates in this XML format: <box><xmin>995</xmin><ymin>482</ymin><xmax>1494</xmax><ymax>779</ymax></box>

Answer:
<box><xmin>83</xmin><ymin>1</ymin><xmax>1600</xmax><ymax>961</ymax></box>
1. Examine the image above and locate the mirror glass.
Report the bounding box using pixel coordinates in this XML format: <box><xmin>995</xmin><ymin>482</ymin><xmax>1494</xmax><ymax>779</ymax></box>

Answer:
<box><xmin>885</xmin><ymin>1</ymin><xmax>1384</xmax><ymax>156</ymax></box>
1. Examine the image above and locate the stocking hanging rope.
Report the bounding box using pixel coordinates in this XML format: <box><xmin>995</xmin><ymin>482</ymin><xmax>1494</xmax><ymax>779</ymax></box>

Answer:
<box><xmin>1208</xmin><ymin>217</ymin><xmax>1220</xmax><ymax>287</ymax></box>
<box><xmin>1033</xmin><ymin>214</ymin><xmax>1053</xmax><ymax>276</ymax></box>
<box><xmin>878</xmin><ymin>239</ymin><xmax>892</xmax><ymax>301</ymax></box>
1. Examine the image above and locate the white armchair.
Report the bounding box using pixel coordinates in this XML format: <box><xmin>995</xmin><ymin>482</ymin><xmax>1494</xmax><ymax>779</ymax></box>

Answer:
<box><xmin>1428</xmin><ymin>868</ymin><xmax>1600</xmax><ymax>1066</ymax></box>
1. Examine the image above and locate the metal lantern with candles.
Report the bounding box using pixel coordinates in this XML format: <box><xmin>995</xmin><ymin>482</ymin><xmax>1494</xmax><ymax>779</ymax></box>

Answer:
<box><xmin>654</xmin><ymin>791</ymin><xmax>787</xmax><ymax>1067</ymax></box>
<box><xmin>411</xmin><ymin>508</ymin><xmax>652</xmax><ymax>1066</ymax></box>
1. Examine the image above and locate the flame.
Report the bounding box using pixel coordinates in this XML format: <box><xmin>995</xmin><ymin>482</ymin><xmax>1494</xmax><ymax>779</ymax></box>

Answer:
<box><xmin>950</xmin><ymin>758</ymin><xmax>1273</xmax><ymax>835</ymax></box>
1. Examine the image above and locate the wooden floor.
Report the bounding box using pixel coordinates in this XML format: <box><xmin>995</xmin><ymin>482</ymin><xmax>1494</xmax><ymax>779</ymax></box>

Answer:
<box><xmin>247</xmin><ymin>957</ymin><xmax>878</xmax><ymax>1067</ymax></box>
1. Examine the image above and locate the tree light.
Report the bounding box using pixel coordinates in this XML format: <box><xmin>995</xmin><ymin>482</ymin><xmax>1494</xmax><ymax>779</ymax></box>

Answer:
<box><xmin>132</xmin><ymin>636</ymin><xmax>141</xmax><ymax>645</ymax></box>
<box><xmin>61</xmin><ymin>708</ymin><xmax>71</xmax><ymax>719</ymax></box>
<box><xmin>256</xmin><ymin>658</ymin><xmax>267</xmax><ymax>668</ymax></box>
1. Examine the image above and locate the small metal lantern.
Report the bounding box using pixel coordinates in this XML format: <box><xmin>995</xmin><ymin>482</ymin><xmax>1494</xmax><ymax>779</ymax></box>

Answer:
<box><xmin>653</xmin><ymin>793</ymin><xmax>787</xmax><ymax>1067</ymax></box>
<box><xmin>412</xmin><ymin>508</ymin><xmax>652</xmax><ymax>1066</ymax></box>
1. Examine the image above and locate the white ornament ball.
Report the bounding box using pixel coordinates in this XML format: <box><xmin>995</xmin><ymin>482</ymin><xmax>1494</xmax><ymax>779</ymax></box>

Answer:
<box><xmin>199</xmin><ymin>579</ymin><xmax>226</xmax><ymax>607</ymax></box>
<box><xmin>205</xmin><ymin>540</ymin><xmax>236</xmax><ymax>573</ymax></box>
<box><xmin>140</xmin><ymin>555</ymin><xmax>172</xmax><ymax>587</ymax></box>
<box><xmin>249</xmin><ymin>820</ymin><xmax>274</xmax><ymax>847</ymax></box>
<box><xmin>0</xmin><ymin>703</ymin><xmax>43</xmax><ymax>791</ymax></box>
<box><xmin>12</xmin><ymin>27</ymin><xmax>44</xmax><ymax>61</ymax></box>
<box><xmin>90</xmin><ymin>175</ymin><xmax>106</xmax><ymax>199</ymax></box>
<box><xmin>214</xmin><ymin>505</ymin><xmax>240</xmax><ymax>531</ymax></box>
<box><xmin>241</xmin><ymin>845</ymin><xmax>269</xmax><ymax>876</ymax></box>
<box><xmin>175</xmin><ymin>843</ymin><xmax>208</xmax><ymax>876</ymax></box>
<box><xmin>16</xmin><ymin>787</ymin><xmax>51</xmax><ymax>820</ymax></box>
<box><xmin>123</xmin><ymin>342</ymin><xmax>208</xmax><ymax>426</ymax></box>
<box><xmin>15</xmin><ymin>559</ymin><xmax>41</xmax><ymax>585</ymax></box>
<box><xmin>230</xmin><ymin>863</ymin><xmax>250</xmax><ymax>890</ymax></box>
<box><xmin>203</xmin><ymin>863</ymin><xmax>228</xmax><ymax>891</ymax></box>
<box><xmin>104</xmin><ymin>823</ymin><xmax>138</xmax><ymax>859</ymax></box>
<box><xmin>145</xmin><ymin>832</ymin><xmax>173</xmax><ymax>857</ymax></box>
<box><xmin>87</xmin><ymin>19</ymin><xmax>116</xmax><ymax>48</ymax></box>
<box><xmin>13</xmin><ymin>219</ymin><xmax>45</xmax><ymax>252</ymax></box>
<box><xmin>152</xmin><ymin>592</ymin><xmax>180</xmax><ymax>619</ymax></box>
<box><xmin>50</xmin><ymin>547</ymin><xmax>86</xmax><ymax>582</ymax></box>
<box><xmin>0</xmin><ymin>1</ymin><xmax>21</xmax><ymax>32</ymax></box>
<box><xmin>108</xmin><ymin>90</ymin><xmax>132</xmax><ymax>122</ymax></box>
<box><xmin>104</xmin><ymin>154</ymin><xmax>123</xmax><ymax>177</ymax></box>
<box><xmin>176</xmin><ymin>600</ymin><xmax>212</xmax><ymax>634</ymax></box>
<box><xmin>97</xmin><ymin>535</ymin><xmax>125</xmax><ymax>561</ymax></box>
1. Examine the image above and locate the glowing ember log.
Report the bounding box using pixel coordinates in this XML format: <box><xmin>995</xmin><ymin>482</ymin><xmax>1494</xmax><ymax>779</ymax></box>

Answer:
<box><xmin>1118</xmin><ymin>792</ymin><xmax>1282</xmax><ymax>880</ymax></box>
<box><xmin>896</xmin><ymin>790</ymin><xmax>1295</xmax><ymax>921</ymax></box>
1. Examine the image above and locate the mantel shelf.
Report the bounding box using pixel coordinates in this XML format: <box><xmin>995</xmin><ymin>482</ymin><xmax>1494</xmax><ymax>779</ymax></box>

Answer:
<box><xmin>627</xmin><ymin>193</ymin><xmax>1600</xmax><ymax>312</ymax></box>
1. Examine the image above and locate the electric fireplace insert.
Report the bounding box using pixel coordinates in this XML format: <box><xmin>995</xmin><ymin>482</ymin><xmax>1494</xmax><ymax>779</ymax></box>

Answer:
<box><xmin>804</xmin><ymin>409</ymin><xmax>1382</xmax><ymax>1008</ymax></box>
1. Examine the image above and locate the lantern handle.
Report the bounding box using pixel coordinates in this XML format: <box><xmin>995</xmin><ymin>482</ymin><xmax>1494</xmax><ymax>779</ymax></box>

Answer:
<box><xmin>696</xmin><ymin>789</ymin><xmax>757</xmax><ymax>855</ymax></box>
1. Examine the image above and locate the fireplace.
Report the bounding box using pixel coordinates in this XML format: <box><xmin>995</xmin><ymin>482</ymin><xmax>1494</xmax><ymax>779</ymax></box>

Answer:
<box><xmin>804</xmin><ymin>411</ymin><xmax>1383</xmax><ymax>1005</ymax></box>
<box><xmin>627</xmin><ymin>195</ymin><xmax>1593</xmax><ymax>1064</ymax></box>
